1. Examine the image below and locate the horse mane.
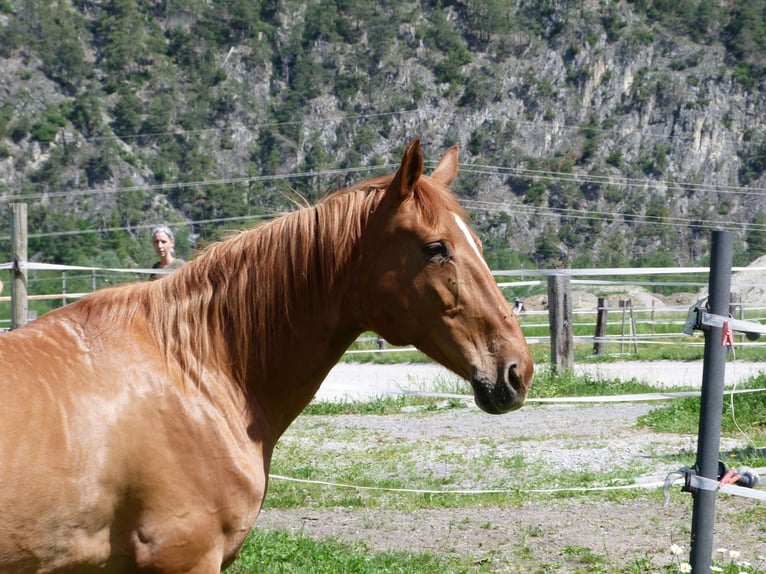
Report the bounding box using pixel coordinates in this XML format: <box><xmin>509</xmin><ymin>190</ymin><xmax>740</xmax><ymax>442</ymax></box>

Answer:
<box><xmin>74</xmin><ymin>171</ymin><xmax>465</xmax><ymax>393</ymax></box>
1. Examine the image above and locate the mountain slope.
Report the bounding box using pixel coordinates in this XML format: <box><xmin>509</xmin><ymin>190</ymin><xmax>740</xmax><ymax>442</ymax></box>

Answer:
<box><xmin>1</xmin><ymin>0</ymin><xmax>766</xmax><ymax>275</ymax></box>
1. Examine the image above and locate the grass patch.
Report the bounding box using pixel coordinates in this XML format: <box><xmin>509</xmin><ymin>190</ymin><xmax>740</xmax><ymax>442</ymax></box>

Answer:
<box><xmin>303</xmin><ymin>395</ymin><xmax>468</xmax><ymax>416</ymax></box>
<box><xmin>340</xmin><ymin>349</ymin><xmax>432</xmax><ymax>364</ymax></box>
<box><xmin>226</xmin><ymin>524</ymin><xmax>766</xmax><ymax>574</ymax></box>
<box><xmin>310</xmin><ymin>361</ymin><xmax>766</xmax><ymax>443</ymax></box>
<box><xmin>528</xmin><ymin>367</ymin><xmax>683</xmax><ymax>398</ymax></box>
<box><xmin>637</xmin><ymin>375</ymin><xmax>766</xmax><ymax>442</ymax></box>
<box><xmin>305</xmin><ymin>372</ymin><xmax>473</xmax><ymax>415</ymax></box>
<box><xmin>529</xmin><ymin>339</ymin><xmax>766</xmax><ymax>363</ymax></box>
<box><xmin>227</xmin><ymin>528</ymin><xmax>488</xmax><ymax>573</ymax></box>
<box><xmin>242</xmin><ymin>363</ymin><xmax>766</xmax><ymax>573</ymax></box>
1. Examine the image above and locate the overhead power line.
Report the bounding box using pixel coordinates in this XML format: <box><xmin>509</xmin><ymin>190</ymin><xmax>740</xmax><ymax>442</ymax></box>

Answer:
<box><xmin>462</xmin><ymin>199</ymin><xmax>766</xmax><ymax>234</ymax></box>
<box><xmin>2</xmin><ymin>105</ymin><xmax>765</xmax><ymax>238</ymax></box>
<box><xmin>2</xmin><ymin>162</ymin><xmax>766</xmax><ymax>240</ymax></box>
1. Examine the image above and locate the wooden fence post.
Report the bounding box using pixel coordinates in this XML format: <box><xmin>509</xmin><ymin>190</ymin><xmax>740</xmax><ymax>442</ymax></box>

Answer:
<box><xmin>593</xmin><ymin>296</ymin><xmax>608</xmax><ymax>355</ymax></box>
<box><xmin>10</xmin><ymin>203</ymin><xmax>28</xmax><ymax>330</ymax></box>
<box><xmin>547</xmin><ymin>273</ymin><xmax>573</xmax><ymax>371</ymax></box>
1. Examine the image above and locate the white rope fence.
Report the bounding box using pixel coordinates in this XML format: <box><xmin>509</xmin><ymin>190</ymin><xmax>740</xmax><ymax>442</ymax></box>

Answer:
<box><xmin>267</xmin><ymin>468</ymin><xmax>766</xmax><ymax>501</ymax></box>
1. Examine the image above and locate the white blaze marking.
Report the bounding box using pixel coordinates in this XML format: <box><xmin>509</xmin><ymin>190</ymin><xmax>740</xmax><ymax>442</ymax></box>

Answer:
<box><xmin>454</xmin><ymin>213</ymin><xmax>491</xmax><ymax>272</ymax></box>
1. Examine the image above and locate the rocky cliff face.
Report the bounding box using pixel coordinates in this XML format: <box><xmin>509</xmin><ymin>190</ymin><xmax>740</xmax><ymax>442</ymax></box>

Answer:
<box><xmin>0</xmin><ymin>0</ymin><xmax>764</xmax><ymax>269</ymax></box>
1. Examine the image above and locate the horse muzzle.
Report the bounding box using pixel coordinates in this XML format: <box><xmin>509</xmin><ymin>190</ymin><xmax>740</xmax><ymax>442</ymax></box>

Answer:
<box><xmin>470</xmin><ymin>359</ymin><xmax>531</xmax><ymax>414</ymax></box>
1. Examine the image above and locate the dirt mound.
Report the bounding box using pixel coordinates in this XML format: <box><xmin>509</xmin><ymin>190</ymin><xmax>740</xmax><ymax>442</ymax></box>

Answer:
<box><xmin>522</xmin><ymin>286</ymin><xmax>697</xmax><ymax>312</ymax></box>
<box><xmin>731</xmin><ymin>254</ymin><xmax>766</xmax><ymax>305</ymax></box>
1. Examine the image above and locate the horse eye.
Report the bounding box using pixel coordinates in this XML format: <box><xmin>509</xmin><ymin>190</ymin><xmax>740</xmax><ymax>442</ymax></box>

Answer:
<box><xmin>424</xmin><ymin>241</ymin><xmax>451</xmax><ymax>262</ymax></box>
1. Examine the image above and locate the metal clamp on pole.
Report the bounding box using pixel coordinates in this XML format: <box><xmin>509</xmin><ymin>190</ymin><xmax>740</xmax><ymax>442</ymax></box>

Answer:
<box><xmin>664</xmin><ymin>461</ymin><xmax>763</xmax><ymax>506</ymax></box>
<box><xmin>682</xmin><ymin>298</ymin><xmax>707</xmax><ymax>336</ymax></box>
<box><xmin>663</xmin><ymin>466</ymin><xmax>694</xmax><ymax>506</ymax></box>
<box><xmin>683</xmin><ymin>296</ymin><xmax>765</xmax><ymax>341</ymax></box>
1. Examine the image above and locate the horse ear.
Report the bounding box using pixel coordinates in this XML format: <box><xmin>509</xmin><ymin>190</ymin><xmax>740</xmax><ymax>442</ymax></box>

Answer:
<box><xmin>430</xmin><ymin>145</ymin><xmax>459</xmax><ymax>186</ymax></box>
<box><xmin>388</xmin><ymin>138</ymin><xmax>424</xmax><ymax>200</ymax></box>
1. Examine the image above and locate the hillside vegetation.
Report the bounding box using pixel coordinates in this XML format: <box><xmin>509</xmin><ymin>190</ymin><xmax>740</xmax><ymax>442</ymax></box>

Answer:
<box><xmin>2</xmin><ymin>0</ymin><xmax>766</xmax><ymax>286</ymax></box>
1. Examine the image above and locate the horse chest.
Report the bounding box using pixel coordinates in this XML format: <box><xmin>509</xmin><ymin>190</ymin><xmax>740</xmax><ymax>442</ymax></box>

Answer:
<box><xmin>2</xmin><ymin>377</ymin><xmax>265</xmax><ymax>573</ymax></box>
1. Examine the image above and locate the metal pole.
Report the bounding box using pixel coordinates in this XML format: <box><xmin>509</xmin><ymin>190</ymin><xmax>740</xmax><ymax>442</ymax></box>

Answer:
<box><xmin>10</xmin><ymin>203</ymin><xmax>28</xmax><ymax>330</ymax></box>
<box><xmin>689</xmin><ymin>230</ymin><xmax>732</xmax><ymax>573</ymax></box>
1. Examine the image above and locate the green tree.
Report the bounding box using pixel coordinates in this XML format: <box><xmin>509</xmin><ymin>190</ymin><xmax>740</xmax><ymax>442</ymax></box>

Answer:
<box><xmin>66</xmin><ymin>93</ymin><xmax>103</xmax><ymax>137</ymax></box>
<box><xmin>95</xmin><ymin>0</ymin><xmax>146</xmax><ymax>79</ymax></box>
<box><xmin>724</xmin><ymin>0</ymin><xmax>766</xmax><ymax>81</ymax></box>
<box><xmin>39</xmin><ymin>4</ymin><xmax>88</xmax><ymax>92</ymax></box>
<box><xmin>304</xmin><ymin>0</ymin><xmax>341</xmax><ymax>44</ymax></box>
<box><xmin>112</xmin><ymin>89</ymin><xmax>143</xmax><ymax>137</ymax></box>
<box><xmin>578</xmin><ymin>116</ymin><xmax>599</xmax><ymax>164</ymax></box>
<box><xmin>534</xmin><ymin>226</ymin><xmax>563</xmax><ymax>267</ymax></box>
<box><xmin>693</xmin><ymin>0</ymin><xmax>722</xmax><ymax>42</ymax></box>
<box><xmin>142</xmin><ymin>93</ymin><xmax>174</xmax><ymax>137</ymax></box>
<box><xmin>31</xmin><ymin>107</ymin><xmax>67</xmax><ymax>143</ymax></box>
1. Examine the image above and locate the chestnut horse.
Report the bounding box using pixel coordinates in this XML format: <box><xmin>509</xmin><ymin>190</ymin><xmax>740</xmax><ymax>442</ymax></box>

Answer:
<box><xmin>0</xmin><ymin>139</ymin><xmax>533</xmax><ymax>573</ymax></box>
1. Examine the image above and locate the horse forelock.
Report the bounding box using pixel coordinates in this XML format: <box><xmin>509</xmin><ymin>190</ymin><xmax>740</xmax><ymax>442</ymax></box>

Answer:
<box><xmin>411</xmin><ymin>172</ymin><xmax>467</xmax><ymax>227</ymax></box>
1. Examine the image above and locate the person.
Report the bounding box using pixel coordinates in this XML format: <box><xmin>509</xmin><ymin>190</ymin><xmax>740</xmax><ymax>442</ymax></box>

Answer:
<box><xmin>149</xmin><ymin>225</ymin><xmax>185</xmax><ymax>280</ymax></box>
<box><xmin>512</xmin><ymin>297</ymin><xmax>525</xmax><ymax>315</ymax></box>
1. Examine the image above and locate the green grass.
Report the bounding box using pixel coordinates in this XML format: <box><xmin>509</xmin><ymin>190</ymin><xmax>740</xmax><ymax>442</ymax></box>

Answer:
<box><xmin>227</xmin><ymin>528</ymin><xmax>489</xmax><ymax>573</ymax></box>
<box><xmin>269</xmin><ymin>372</ymin><xmax>703</xmax><ymax>514</ymax></box>
<box><xmin>230</xmin><ymin>527</ymin><xmax>766</xmax><ymax>574</ymax></box>
<box><xmin>281</xmin><ymin>368</ymin><xmax>766</xmax><ymax>513</ymax></box>
<box><xmin>226</xmin><ymin>527</ymin><xmax>766</xmax><ymax>574</ymax></box>
<box><xmin>340</xmin><ymin>348</ymin><xmax>433</xmax><ymax>364</ymax></box>
<box><xmin>306</xmin><ymin>361</ymin><xmax>696</xmax><ymax>417</ymax></box>
<box><xmin>637</xmin><ymin>374</ymin><xmax>766</xmax><ymax>443</ymax></box>
<box><xmin>527</xmin><ymin>367</ymin><xmax>686</xmax><ymax>398</ymax></box>
<box><xmin>264</xmin><ymin>426</ymin><xmax>532</xmax><ymax>511</ymax></box>
<box><xmin>303</xmin><ymin>395</ymin><xmax>462</xmax><ymax>416</ymax></box>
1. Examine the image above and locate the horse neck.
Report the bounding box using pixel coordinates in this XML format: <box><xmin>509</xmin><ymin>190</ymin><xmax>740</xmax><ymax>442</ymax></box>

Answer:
<box><xmin>214</xmin><ymin>198</ymin><xmax>370</xmax><ymax>436</ymax></box>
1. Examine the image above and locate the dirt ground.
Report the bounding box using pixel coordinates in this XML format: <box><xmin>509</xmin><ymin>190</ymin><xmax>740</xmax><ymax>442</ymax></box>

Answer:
<box><xmin>255</xmin><ymin>397</ymin><xmax>766</xmax><ymax>572</ymax></box>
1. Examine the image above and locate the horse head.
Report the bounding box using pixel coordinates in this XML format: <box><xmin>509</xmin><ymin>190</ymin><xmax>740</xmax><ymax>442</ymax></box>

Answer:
<box><xmin>358</xmin><ymin>139</ymin><xmax>533</xmax><ymax>414</ymax></box>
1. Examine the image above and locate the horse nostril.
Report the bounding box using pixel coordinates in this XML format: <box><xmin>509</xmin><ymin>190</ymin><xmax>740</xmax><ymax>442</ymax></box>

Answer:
<box><xmin>507</xmin><ymin>361</ymin><xmax>524</xmax><ymax>392</ymax></box>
